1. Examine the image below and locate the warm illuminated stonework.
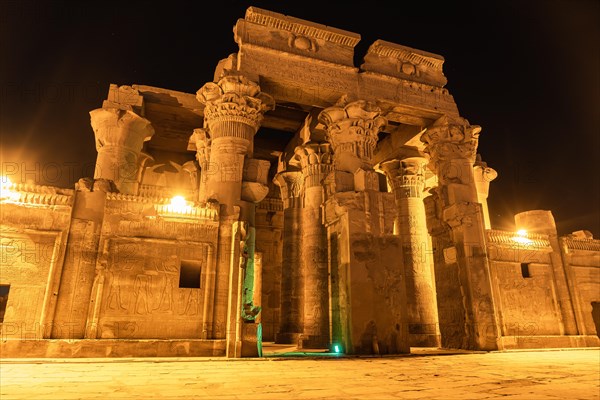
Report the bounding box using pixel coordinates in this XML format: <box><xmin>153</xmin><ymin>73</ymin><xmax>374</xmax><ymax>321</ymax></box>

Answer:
<box><xmin>1</xmin><ymin>7</ymin><xmax>598</xmax><ymax>358</ymax></box>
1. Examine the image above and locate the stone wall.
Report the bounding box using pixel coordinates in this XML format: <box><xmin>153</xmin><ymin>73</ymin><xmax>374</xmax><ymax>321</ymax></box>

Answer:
<box><xmin>255</xmin><ymin>196</ymin><xmax>284</xmax><ymax>341</ymax></box>
<box><xmin>0</xmin><ymin>183</ymin><xmax>74</xmax><ymax>340</ymax></box>
<box><xmin>325</xmin><ymin>191</ymin><xmax>409</xmax><ymax>354</ymax></box>
<box><xmin>560</xmin><ymin>237</ymin><xmax>600</xmax><ymax>337</ymax></box>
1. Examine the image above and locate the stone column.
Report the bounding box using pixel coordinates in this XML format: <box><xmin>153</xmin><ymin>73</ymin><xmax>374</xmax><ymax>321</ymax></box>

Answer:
<box><xmin>273</xmin><ymin>170</ymin><xmax>304</xmax><ymax>344</ymax></box>
<box><xmin>421</xmin><ymin>115</ymin><xmax>500</xmax><ymax>351</ymax></box>
<box><xmin>380</xmin><ymin>157</ymin><xmax>441</xmax><ymax>347</ymax></box>
<box><xmin>195</xmin><ymin>74</ymin><xmax>273</xmax><ymax>357</ymax></box>
<box><xmin>89</xmin><ymin>108</ymin><xmax>155</xmax><ymax>195</ymax></box>
<box><xmin>196</xmin><ymin>75</ymin><xmax>273</xmax><ymax>214</ymax></box>
<box><xmin>294</xmin><ymin>142</ymin><xmax>333</xmax><ymax>348</ymax></box>
<box><xmin>473</xmin><ymin>157</ymin><xmax>497</xmax><ymax>230</ymax></box>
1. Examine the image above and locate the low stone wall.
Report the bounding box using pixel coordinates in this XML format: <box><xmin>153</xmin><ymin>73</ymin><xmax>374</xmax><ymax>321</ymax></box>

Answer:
<box><xmin>0</xmin><ymin>339</ymin><xmax>226</xmax><ymax>358</ymax></box>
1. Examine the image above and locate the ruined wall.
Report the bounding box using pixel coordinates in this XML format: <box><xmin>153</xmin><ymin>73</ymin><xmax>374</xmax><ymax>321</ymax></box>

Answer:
<box><xmin>486</xmin><ymin>231</ymin><xmax>561</xmax><ymax>340</ymax></box>
<box><xmin>52</xmin><ymin>187</ymin><xmax>105</xmax><ymax>339</ymax></box>
<box><xmin>560</xmin><ymin>237</ymin><xmax>600</xmax><ymax>337</ymax></box>
<box><xmin>254</xmin><ymin>198</ymin><xmax>284</xmax><ymax>341</ymax></box>
<box><xmin>424</xmin><ymin>194</ymin><xmax>467</xmax><ymax>349</ymax></box>
<box><xmin>88</xmin><ymin>194</ymin><xmax>220</xmax><ymax>339</ymax></box>
<box><xmin>0</xmin><ymin>184</ymin><xmax>74</xmax><ymax>340</ymax></box>
<box><xmin>325</xmin><ymin>191</ymin><xmax>409</xmax><ymax>354</ymax></box>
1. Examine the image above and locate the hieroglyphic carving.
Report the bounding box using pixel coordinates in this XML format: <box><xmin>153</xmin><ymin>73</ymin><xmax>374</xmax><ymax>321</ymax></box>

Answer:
<box><xmin>99</xmin><ymin>238</ymin><xmax>211</xmax><ymax>337</ymax></box>
<box><xmin>239</xmin><ymin>48</ymin><xmax>458</xmax><ymax>114</ymax></box>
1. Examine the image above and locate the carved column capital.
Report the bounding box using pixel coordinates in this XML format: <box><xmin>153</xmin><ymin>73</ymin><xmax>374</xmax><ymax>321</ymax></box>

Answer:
<box><xmin>380</xmin><ymin>157</ymin><xmax>428</xmax><ymax>199</ymax></box>
<box><xmin>420</xmin><ymin>115</ymin><xmax>481</xmax><ymax>173</ymax></box>
<box><xmin>90</xmin><ymin>108</ymin><xmax>154</xmax><ymax>151</ymax></box>
<box><xmin>89</xmin><ymin>108</ymin><xmax>155</xmax><ymax>194</ymax></box>
<box><xmin>318</xmin><ymin>99</ymin><xmax>387</xmax><ymax>171</ymax></box>
<box><xmin>189</xmin><ymin>128</ymin><xmax>212</xmax><ymax>166</ymax></box>
<box><xmin>273</xmin><ymin>171</ymin><xmax>304</xmax><ymax>209</ymax></box>
<box><xmin>197</xmin><ymin>74</ymin><xmax>275</xmax><ymax>142</ymax></box>
<box><xmin>293</xmin><ymin>142</ymin><xmax>333</xmax><ymax>188</ymax></box>
<box><xmin>473</xmin><ymin>156</ymin><xmax>498</xmax><ymax>190</ymax></box>
<box><xmin>473</xmin><ymin>156</ymin><xmax>497</xmax><ymax>229</ymax></box>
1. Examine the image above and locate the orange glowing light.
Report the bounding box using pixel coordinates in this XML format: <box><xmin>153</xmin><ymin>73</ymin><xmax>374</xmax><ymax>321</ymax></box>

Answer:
<box><xmin>169</xmin><ymin>195</ymin><xmax>191</xmax><ymax>213</ymax></box>
<box><xmin>0</xmin><ymin>176</ymin><xmax>19</xmax><ymax>202</ymax></box>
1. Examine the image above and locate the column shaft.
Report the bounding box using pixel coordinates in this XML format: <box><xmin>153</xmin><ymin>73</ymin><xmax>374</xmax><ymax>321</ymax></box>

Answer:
<box><xmin>381</xmin><ymin>158</ymin><xmax>441</xmax><ymax>347</ymax></box>
<box><xmin>273</xmin><ymin>171</ymin><xmax>303</xmax><ymax>344</ymax></box>
<box><xmin>294</xmin><ymin>142</ymin><xmax>333</xmax><ymax>348</ymax></box>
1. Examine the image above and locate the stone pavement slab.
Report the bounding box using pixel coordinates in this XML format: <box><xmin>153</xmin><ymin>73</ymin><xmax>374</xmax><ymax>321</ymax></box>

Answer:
<box><xmin>0</xmin><ymin>349</ymin><xmax>598</xmax><ymax>399</ymax></box>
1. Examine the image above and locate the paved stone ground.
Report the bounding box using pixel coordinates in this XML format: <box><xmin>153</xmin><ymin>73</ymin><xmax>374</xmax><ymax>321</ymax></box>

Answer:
<box><xmin>1</xmin><ymin>349</ymin><xmax>598</xmax><ymax>399</ymax></box>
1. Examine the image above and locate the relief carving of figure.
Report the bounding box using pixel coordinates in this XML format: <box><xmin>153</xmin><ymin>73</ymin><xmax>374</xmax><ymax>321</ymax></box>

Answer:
<box><xmin>106</xmin><ymin>270</ymin><xmax>127</xmax><ymax>311</ymax></box>
<box><xmin>181</xmin><ymin>289</ymin><xmax>200</xmax><ymax>315</ymax></box>
<box><xmin>154</xmin><ymin>256</ymin><xmax>179</xmax><ymax>313</ymax></box>
<box><xmin>134</xmin><ymin>274</ymin><xmax>152</xmax><ymax>315</ymax></box>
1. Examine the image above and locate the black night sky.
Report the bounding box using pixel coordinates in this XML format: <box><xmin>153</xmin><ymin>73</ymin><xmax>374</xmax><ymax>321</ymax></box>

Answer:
<box><xmin>1</xmin><ymin>0</ymin><xmax>598</xmax><ymax>236</ymax></box>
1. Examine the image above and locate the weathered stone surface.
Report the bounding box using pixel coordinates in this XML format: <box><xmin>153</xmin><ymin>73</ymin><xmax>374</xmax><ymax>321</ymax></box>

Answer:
<box><xmin>362</xmin><ymin>40</ymin><xmax>448</xmax><ymax>87</ymax></box>
<box><xmin>1</xmin><ymin>6</ymin><xmax>598</xmax><ymax>360</ymax></box>
<box><xmin>90</xmin><ymin>108</ymin><xmax>155</xmax><ymax>195</ymax></box>
<box><xmin>379</xmin><ymin>157</ymin><xmax>441</xmax><ymax>347</ymax></box>
<box><xmin>234</xmin><ymin>7</ymin><xmax>361</xmax><ymax>68</ymax></box>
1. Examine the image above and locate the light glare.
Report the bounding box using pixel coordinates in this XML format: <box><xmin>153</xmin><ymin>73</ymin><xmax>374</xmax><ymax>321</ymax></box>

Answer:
<box><xmin>168</xmin><ymin>195</ymin><xmax>191</xmax><ymax>213</ymax></box>
<box><xmin>0</xmin><ymin>176</ymin><xmax>19</xmax><ymax>201</ymax></box>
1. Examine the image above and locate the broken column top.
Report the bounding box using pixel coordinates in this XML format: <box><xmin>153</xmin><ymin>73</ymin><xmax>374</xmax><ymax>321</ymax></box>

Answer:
<box><xmin>235</xmin><ymin>6</ymin><xmax>361</xmax><ymax>67</ymax></box>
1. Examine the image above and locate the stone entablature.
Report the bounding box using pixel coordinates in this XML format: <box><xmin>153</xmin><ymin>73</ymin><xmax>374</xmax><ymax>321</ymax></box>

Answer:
<box><xmin>486</xmin><ymin>229</ymin><xmax>552</xmax><ymax>250</ymax></box>
<box><xmin>104</xmin><ymin>193</ymin><xmax>219</xmax><ymax>221</ymax></box>
<box><xmin>102</xmin><ymin>84</ymin><xmax>145</xmax><ymax>113</ymax></box>
<box><xmin>0</xmin><ymin>182</ymin><xmax>74</xmax><ymax>207</ymax></box>
<box><xmin>362</xmin><ymin>40</ymin><xmax>447</xmax><ymax>87</ymax></box>
<box><xmin>137</xmin><ymin>184</ymin><xmax>195</xmax><ymax>200</ymax></box>
<box><xmin>562</xmin><ymin>237</ymin><xmax>600</xmax><ymax>252</ymax></box>
<box><xmin>244</xmin><ymin>7</ymin><xmax>360</xmax><ymax>47</ymax></box>
<box><xmin>0</xmin><ymin>183</ymin><xmax>74</xmax><ymax>235</ymax></box>
<box><xmin>236</xmin><ymin>7</ymin><xmax>361</xmax><ymax>67</ymax></box>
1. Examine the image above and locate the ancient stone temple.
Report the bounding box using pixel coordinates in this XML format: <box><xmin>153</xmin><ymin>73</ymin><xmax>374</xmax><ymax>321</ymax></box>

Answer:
<box><xmin>1</xmin><ymin>7</ymin><xmax>599</xmax><ymax>358</ymax></box>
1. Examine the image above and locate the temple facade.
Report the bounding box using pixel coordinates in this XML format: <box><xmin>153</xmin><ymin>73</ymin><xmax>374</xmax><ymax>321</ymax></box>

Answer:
<box><xmin>1</xmin><ymin>7</ymin><xmax>599</xmax><ymax>358</ymax></box>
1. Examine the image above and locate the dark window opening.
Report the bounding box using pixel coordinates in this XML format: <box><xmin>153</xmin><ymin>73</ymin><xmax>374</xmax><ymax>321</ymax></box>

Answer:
<box><xmin>521</xmin><ymin>263</ymin><xmax>531</xmax><ymax>278</ymax></box>
<box><xmin>0</xmin><ymin>285</ymin><xmax>10</xmax><ymax>323</ymax></box>
<box><xmin>591</xmin><ymin>302</ymin><xmax>600</xmax><ymax>338</ymax></box>
<box><xmin>179</xmin><ymin>261</ymin><xmax>201</xmax><ymax>289</ymax></box>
